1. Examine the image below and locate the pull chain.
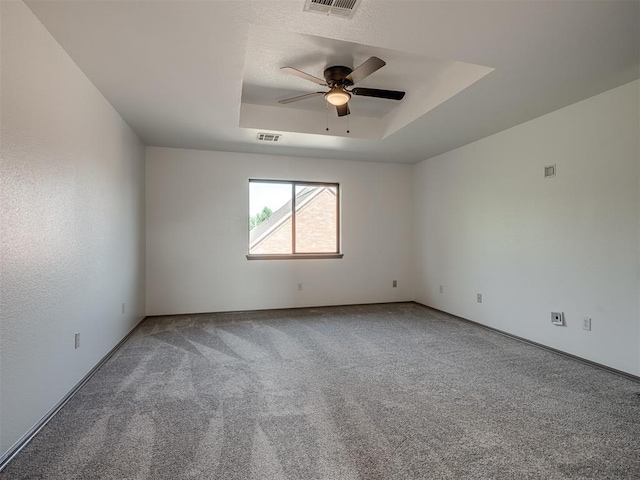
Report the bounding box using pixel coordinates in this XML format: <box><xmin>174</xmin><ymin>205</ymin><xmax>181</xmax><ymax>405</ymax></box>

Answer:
<box><xmin>326</xmin><ymin>102</ymin><xmax>330</xmax><ymax>132</ymax></box>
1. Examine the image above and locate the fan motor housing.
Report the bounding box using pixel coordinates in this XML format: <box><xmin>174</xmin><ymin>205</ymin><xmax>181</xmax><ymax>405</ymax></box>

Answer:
<box><xmin>324</xmin><ymin>66</ymin><xmax>353</xmax><ymax>87</ymax></box>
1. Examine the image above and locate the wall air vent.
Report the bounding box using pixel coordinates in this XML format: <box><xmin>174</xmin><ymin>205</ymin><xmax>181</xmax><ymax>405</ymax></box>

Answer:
<box><xmin>257</xmin><ymin>133</ymin><xmax>282</xmax><ymax>142</ymax></box>
<box><xmin>544</xmin><ymin>164</ymin><xmax>556</xmax><ymax>178</ymax></box>
<box><xmin>304</xmin><ymin>0</ymin><xmax>362</xmax><ymax>19</ymax></box>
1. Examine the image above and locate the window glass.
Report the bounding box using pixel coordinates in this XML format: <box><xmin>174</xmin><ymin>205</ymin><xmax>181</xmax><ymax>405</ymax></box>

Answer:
<box><xmin>249</xmin><ymin>182</ymin><xmax>292</xmax><ymax>254</ymax></box>
<box><xmin>294</xmin><ymin>185</ymin><xmax>338</xmax><ymax>253</ymax></box>
<box><xmin>249</xmin><ymin>180</ymin><xmax>339</xmax><ymax>256</ymax></box>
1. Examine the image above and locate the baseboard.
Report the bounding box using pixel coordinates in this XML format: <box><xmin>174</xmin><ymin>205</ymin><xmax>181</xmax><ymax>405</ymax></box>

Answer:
<box><xmin>0</xmin><ymin>316</ymin><xmax>147</xmax><ymax>472</ymax></box>
<box><xmin>413</xmin><ymin>302</ymin><xmax>640</xmax><ymax>384</ymax></box>
<box><xmin>145</xmin><ymin>300</ymin><xmax>415</xmax><ymax>318</ymax></box>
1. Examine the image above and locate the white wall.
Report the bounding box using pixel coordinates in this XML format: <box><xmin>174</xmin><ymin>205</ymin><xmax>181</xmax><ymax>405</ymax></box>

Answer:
<box><xmin>0</xmin><ymin>2</ymin><xmax>146</xmax><ymax>459</ymax></box>
<box><xmin>146</xmin><ymin>147</ymin><xmax>413</xmax><ymax>315</ymax></box>
<box><xmin>414</xmin><ymin>80</ymin><xmax>640</xmax><ymax>376</ymax></box>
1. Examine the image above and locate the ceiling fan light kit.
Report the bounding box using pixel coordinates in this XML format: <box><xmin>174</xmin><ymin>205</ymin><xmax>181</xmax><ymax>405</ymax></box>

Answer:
<box><xmin>279</xmin><ymin>56</ymin><xmax>405</xmax><ymax>118</ymax></box>
<box><xmin>325</xmin><ymin>87</ymin><xmax>351</xmax><ymax>106</ymax></box>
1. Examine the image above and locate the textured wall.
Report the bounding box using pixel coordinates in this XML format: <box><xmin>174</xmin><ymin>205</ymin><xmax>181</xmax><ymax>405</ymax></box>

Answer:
<box><xmin>0</xmin><ymin>2</ymin><xmax>146</xmax><ymax>458</ymax></box>
<box><xmin>146</xmin><ymin>147</ymin><xmax>413</xmax><ymax>315</ymax></box>
<box><xmin>413</xmin><ymin>80</ymin><xmax>640</xmax><ymax>376</ymax></box>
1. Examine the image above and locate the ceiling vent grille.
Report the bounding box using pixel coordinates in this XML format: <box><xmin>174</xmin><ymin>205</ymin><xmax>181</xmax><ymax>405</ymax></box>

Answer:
<box><xmin>304</xmin><ymin>0</ymin><xmax>362</xmax><ymax>19</ymax></box>
<box><xmin>257</xmin><ymin>133</ymin><xmax>282</xmax><ymax>142</ymax></box>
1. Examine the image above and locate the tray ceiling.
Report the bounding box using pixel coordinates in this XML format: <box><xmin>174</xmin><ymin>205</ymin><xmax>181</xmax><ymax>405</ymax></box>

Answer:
<box><xmin>23</xmin><ymin>0</ymin><xmax>640</xmax><ymax>163</ymax></box>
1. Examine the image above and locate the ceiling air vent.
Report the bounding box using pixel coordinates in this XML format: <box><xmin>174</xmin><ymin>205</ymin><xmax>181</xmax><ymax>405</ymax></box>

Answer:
<box><xmin>257</xmin><ymin>133</ymin><xmax>282</xmax><ymax>142</ymax></box>
<box><xmin>304</xmin><ymin>0</ymin><xmax>362</xmax><ymax>19</ymax></box>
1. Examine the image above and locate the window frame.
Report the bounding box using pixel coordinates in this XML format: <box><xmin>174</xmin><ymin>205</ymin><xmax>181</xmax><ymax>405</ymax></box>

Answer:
<box><xmin>246</xmin><ymin>179</ymin><xmax>343</xmax><ymax>260</ymax></box>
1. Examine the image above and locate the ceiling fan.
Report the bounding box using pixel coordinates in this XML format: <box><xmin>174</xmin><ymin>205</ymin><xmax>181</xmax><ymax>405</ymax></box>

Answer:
<box><xmin>279</xmin><ymin>56</ymin><xmax>405</xmax><ymax>117</ymax></box>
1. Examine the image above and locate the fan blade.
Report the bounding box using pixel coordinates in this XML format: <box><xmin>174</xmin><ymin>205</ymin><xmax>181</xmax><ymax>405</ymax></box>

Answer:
<box><xmin>345</xmin><ymin>57</ymin><xmax>386</xmax><ymax>84</ymax></box>
<box><xmin>279</xmin><ymin>92</ymin><xmax>325</xmax><ymax>104</ymax></box>
<box><xmin>352</xmin><ymin>87</ymin><xmax>405</xmax><ymax>100</ymax></box>
<box><xmin>336</xmin><ymin>103</ymin><xmax>350</xmax><ymax>117</ymax></box>
<box><xmin>280</xmin><ymin>67</ymin><xmax>327</xmax><ymax>86</ymax></box>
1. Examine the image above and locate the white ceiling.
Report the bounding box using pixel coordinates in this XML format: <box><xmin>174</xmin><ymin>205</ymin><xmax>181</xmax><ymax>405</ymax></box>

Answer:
<box><xmin>25</xmin><ymin>0</ymin><xmax>639</xmax><ymax>164</ymax></box>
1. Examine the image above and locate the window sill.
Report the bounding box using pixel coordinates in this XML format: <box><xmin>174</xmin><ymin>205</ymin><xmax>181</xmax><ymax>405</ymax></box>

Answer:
<box><xmin>246</xmin><ymin>253</ymin><xmax>344</xmax><ymax>260</ymax></box>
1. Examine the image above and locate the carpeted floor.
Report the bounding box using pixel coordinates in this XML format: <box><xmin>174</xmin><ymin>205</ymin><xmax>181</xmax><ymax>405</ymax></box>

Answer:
<box><xmin>2</xmin><ymin>303</ymin><xmax>639</xmax><ymax>479</ymax></box>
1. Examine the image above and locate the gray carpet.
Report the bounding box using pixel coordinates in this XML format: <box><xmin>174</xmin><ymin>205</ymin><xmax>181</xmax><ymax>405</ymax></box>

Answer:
<box><xmin>2</xmin><ymin>303</ymin><xmax>639</xmax><ymax>479</ymax></box>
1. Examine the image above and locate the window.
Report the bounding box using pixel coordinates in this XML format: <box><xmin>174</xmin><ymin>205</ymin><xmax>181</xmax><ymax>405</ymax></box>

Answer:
<box><xmin>247</xmin><ymin>180</ymin><xmax>342</xmax><ymax>259</ymax></box>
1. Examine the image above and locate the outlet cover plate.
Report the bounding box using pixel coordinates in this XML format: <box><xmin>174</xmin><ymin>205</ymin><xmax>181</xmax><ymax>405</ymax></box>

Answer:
<box><xmin>551</xmin><ymin>312</ymin><xmax>564</xmax><ymax>326</ymax></box>
<box><xmin>583</xmin><ymin>317</ymin><xmax>592</xmax><ymax>331</ymax></box>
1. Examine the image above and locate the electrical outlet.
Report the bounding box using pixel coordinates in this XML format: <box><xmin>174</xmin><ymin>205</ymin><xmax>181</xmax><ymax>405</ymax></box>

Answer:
<box><xmin>121</xmin><ymin>302</ymin><xmax>125</xmax><ymax>315</ymax></box>
<box><xmin>297</xmin><ymin>283</ymin><xmax>303</xmax><ymax>291</ymax></box>
<box><xmin>583</xmin><ymin>317</ymin><xmax>591</xmax><ymax>331</ymax></box>
<box><xmin>439</xmin><ymin>285</ymin><xmax>444</xmax><ymax>294</ymax></box>
<box><xmin>74</xmin><ymin>333</ymin><xmax>80</xmax><ymax>349</ymax></box>
<box><xmin>476</xmin><ymin>293</ymin><xmax>482</xmax><ymax>303</ymax></box>
<box><xmin>392</xmin><ymin>280</ymin><xmax>397</xmax><ymax>288</ymax></box>
<box><xmin>551</xmin><ymin>312</ymin><xmax>564</xmax><ymax>326</ymax></box>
